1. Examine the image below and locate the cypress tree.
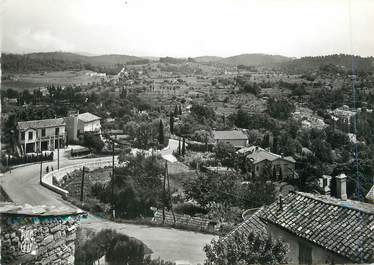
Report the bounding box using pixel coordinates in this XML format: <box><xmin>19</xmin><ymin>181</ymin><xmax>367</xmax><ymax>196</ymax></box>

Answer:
<box><xmin>174</xmin><ymin>105</ymin><xmax>179</xmax><ymax>116</ymax></box>
<box><xmin>158</xmin><ymin>120</ymin><xmax>164</xmax><ymax>145</ymax></box>
<box><xmin>182</xmin><ymin>137</ymin><xmax>186</xmax><ymax>155</ymax></box>
<box><xmin>178</xmin><ymin>138</ymin><xmax>181</xmax><ymax>155</ymax></box>
<box><xmin>170</xmin><ymin>113</ymin><xmax>174</xmax><ymax>134</ymax></box>
<box><xmin>179</xmin><ymin>105</ymin><xmax>182</xmax><ymax>115</ymax></box>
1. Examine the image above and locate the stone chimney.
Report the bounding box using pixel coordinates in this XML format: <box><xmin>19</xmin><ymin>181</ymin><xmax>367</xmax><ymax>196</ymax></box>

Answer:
<box><xmin>278</xmin><ymin>194</ymin><xmax>283</xmax><ymax>212</ymax></box>
<box><xmin>336</xmin><ymin>173</ymin><xmax>347</xmax><ymax>200</ymax></box>
<box><xmin>319</xmin><ymin>175</ymin><xmax>331</xmax><ymax>195</ymax></box>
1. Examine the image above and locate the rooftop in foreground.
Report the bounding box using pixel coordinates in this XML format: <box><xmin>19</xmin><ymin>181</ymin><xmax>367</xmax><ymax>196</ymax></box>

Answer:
<box><xmin>0</xmin><ymin>202</ymin><xmax>84</xmax><ymax>216</ymax></box>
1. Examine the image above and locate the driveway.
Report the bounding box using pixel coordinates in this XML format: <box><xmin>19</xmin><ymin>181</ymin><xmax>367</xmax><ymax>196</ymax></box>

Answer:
<box><xmin>0</xmin><ymin>148</ymin><xmax>215</xmax><ymax>264</ymax></box>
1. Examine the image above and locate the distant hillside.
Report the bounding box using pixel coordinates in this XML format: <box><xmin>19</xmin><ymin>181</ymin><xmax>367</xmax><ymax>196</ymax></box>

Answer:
<box><xmin>193</xmin><ymin>56</ymin><xmax>223</xmax><ymax>63</ymax></box>
<box><xmin>88</xmin><ymin>54</ymin><xmax>143</xmax><ymax>65</ymax></box>
<box><xmin>2</xmin><ymin>52</ymin><xmax>143</xmax><ymax>73</ymax></box>
<box><xmin>218</xmin><ymin>53</ymin><xmax>292</xmax><ymax>66</ymax></box>
<box><xmin>279</xmin><ymin>54</ymin><xmax>374</xmax><ymax>73</ymax></box>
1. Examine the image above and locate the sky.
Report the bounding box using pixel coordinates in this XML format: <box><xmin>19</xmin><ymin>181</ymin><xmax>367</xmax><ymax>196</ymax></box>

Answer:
<box><xmin>1</xmin><ymin>0</ymin><xmax>374</xmax><ymax>58</ymax></box>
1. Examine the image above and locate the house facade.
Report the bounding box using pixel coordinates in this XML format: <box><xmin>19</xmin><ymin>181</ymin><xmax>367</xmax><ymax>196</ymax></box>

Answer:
<box><xmin>17</xmin><ymin>118</ymin><xmax>66</xmax><ymax>154</ymax></box>
<box><xmin>212</xmin><ymin>130</ymin><xmax>248</xmax><ymax>147</ymax></box>
<box><xmin>65</xmin><ymin>112</ymin><xmax>101</xmax><ymax>142</ymax></box>
<box><xmin>77</xmin><ymin>112</ymin><xmax>101</xmax><ymax>134</ymax></box>
<box><xmin>225</xmin><ymin>174</ymin><xmax>374</xmax><ymax>264</ymax></box>
<box><xmin>238</xmin><ymin>146</ymin><xmax>296</xmax><ymax>180</ymax></box>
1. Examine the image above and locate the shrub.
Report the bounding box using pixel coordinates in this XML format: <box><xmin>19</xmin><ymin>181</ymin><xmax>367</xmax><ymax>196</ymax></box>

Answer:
<box><xmin>173</xmin><ymin>203</ymin><xmax>208</xmax><ymax>216</ymax></box>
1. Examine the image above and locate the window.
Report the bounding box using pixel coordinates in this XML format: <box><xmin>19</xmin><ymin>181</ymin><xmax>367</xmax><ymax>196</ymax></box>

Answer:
<box><xmin>28</xmin><ymin>131</ymin><xmax>33</xmax><ymax>140</ymax></box>
<box><xmin>55</xmin><ymin>127</ymin><xmax>60</xmax><ymax>135</ymax></box>
<box><xmin>21</xmin><ymin>132</ymin><xmax>25</xmax><ymax>140</ymax></box>
<box><xmin>41</xmin><ymin>128</ymin><xmax>46</xmax><ymax>137</ymax></box>
<box><xmin>299</xmin><ymin>242</ymin><xmax>312</xmax><ymax>264</ymax></box>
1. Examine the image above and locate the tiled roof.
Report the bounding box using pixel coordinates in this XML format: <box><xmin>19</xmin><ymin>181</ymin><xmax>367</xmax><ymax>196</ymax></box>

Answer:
<box><xmin>242</xmin><ymin>147</ymin><xmax>296</xmax><ymax>164</ymax></box>
<box><xmin>17</xmin><ymin>118</ymin><xmax>65</xmax><ymax>130</ymax></box>
<box><xmin>261</xmin><ymin>192</ymin><xmax>374</xmax><ymax>263</ymax></box>
<box><xmin>213</xmin><ymin>130</ymin><xmax>248</xmax><ymax>140</ymax></box>
<box><xmin>223</xmin><ymin>207</ymin><xmax>268</xmax><ymax>242</ymax></box>
<box><xmin>78</xmin><ymin>112</ymin><xmax>101</xmax><ymax>122</ymax></box>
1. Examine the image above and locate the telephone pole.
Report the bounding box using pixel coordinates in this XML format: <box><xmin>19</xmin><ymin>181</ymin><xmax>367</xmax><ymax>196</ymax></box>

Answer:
<box><xmin>39</xmin><ymin>152</ymin><xmax>43</xmax><ymax>184</ymax></box>
<box><xmin>80</xmin><ymin>166</ymin><xmax>85</xmax><ymax>203</ymax></box>
<box><xmin>112</xmin><ymin>140</ymin><xmax>115</xmax><ymax>202</ymax></box>
<box><xmin>162</xmin><ymin>163</ymin><xmax>166</xmax><ymax>224</ymax></box>
<box><xmin>57</xmin><ymin>137</ymin><xmax>60</xmax><ymax>169</ymax></box>
<box><xmin>166</xmin><ymin>161</ymin><xmax>176</xmax><ymax>225</ymax></box>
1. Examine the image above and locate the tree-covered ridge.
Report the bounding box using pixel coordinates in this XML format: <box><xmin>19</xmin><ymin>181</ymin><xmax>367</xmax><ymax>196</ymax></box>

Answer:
<box><xmin>279</xmin><ymin>54</ymin><xmax>374</xmax><ymax>73</ymax></box>
<box><xmin>1</xmin><ymin>52</ymin><xmax>144</xmax><ymax>74</ymax></box>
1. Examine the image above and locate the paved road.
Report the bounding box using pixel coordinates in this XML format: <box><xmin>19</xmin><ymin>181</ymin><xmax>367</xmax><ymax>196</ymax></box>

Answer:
<box><xmin>0</xmin><ymin>148</ymin><xmax>215</xmax><ymax>264</ymax></box>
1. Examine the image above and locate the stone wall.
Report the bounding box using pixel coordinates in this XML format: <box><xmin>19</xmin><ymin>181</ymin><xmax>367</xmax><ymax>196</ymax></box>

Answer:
<box><xmin>1</xmin><ymin>212</ymin><xmax>81</xmax><ymax>265</ymax></box>
<box><xmin>152</xmin><ymin>209</ymin><xmax>216</xmax><ymax>233</ymax></box>
<box><xmin>41</xmin><ymin>157</ymin><xmax>119</xmax><ymax>197</ymax></box>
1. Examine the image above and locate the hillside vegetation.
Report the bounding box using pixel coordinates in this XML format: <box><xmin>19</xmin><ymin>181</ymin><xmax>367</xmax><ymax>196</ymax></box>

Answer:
<box><xmin>2</xmin><ymin>52</ymin><xmax>144</xmax><ymax>74</ymax></box>
<box><xmin>279</xmin><ymin>54</ymin><xmax>374</xmax><ymax>73</ymax></box>
<box><xmin>218</xmin><ymin>53</ymin><xmax>292</xmax><ymax>66</ymax></box>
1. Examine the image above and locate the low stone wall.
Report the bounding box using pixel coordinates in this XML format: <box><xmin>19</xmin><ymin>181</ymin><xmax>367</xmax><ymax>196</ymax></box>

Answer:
<box><xmin>0</xmin><ymin>204</ymin><xmax>82</xmax><ymax>265</ymax></box>
<box><xmin>152</xmin><ymin>209</ymin><xmax>216</xmax><ymax>233</ymax></box>
<box><xmin>41</xmin><ymin>157</ymin><xmax>119</xmax><ymax>198</ymax></box>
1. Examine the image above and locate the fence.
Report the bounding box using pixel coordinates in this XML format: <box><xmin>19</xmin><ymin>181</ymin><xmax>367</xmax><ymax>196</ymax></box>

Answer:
<box><xmin>6</xmin><ymin>152</ymin><xmax>54</xmax><ymax>166</ymax></box>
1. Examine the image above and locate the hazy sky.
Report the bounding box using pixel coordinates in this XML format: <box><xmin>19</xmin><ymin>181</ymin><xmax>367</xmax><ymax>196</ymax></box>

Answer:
<box><xmin>1</xmin><ymin>0</ymin><xmax>374</xmax><ymax>57</ymax></box>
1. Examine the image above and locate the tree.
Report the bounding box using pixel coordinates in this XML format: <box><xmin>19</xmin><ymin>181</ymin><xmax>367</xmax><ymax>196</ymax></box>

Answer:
<box><xmin>179</xmin><ymin>105</ymin><xmax>182</xmax><ymax>115</ymax></box>
<box><xmin>174</xmin><ymin>105</ymin><xmax>179</xmax><ymax>116</ymax></box>
<box><xmin>169</xmin><ymin>113</ymin><xmax>174</xmax><ymax>134</ymax></box>
<box><xmin>158</xmin><ymin>120</ymin><xmax>164</xmax><ymax>145</ymax></box>
<box><xmin>214</xmin><ymin>142</ymin><xmax>237</xmax><ymax>168</ymax></box>
<box><xmin>83</xmin><ymin>133</ymin><xmax>105</xmax><ymax>152</ymax></box>
<box><xmin>94</xmin><ymin>152</ymin><xmax>165</xmax><ymax>218</ymax></box>
<box><xmin>178</xmin><ymin>138</ymin><xmax>181</xmax><ymax>155</ymax></box>
<box><xmin>204</xmin><ymin>231</ymin><xmax>288</xmax><ymax>265</ymax></box>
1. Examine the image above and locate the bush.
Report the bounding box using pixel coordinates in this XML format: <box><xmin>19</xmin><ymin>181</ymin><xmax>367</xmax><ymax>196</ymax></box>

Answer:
<box><xmin>173</xmin><ymin>203</ymin><xmax>208</xmax><ymax>216</ymax></box>
<box><xmin>82</xmin><ymin>133</ymin><xmax>105</xmax><ymax>152</ymax></box>
<box><xmin>187</xmin><ymin>140</ymin><xmax>214</xmax><ymax>152</ymax></box>
<box><xmin>6</xmin><ymin>152</ymin><xmax>53</xmax><ymax>166</ymax></box>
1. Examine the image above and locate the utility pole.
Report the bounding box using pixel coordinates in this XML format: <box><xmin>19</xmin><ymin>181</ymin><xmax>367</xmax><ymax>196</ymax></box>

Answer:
<box><xmin>80</xmin><ymin>166</ymin><xmax>85</xmax><ymax>203</ymax></box>
<box><xmin>166</xmin><ymin>161</ymin><xmax>176</xmax><ymax>225</ymax></box>
<box><xmin>162</xmin><ymin>164</ymin><xmax>166</xmax><ymax>224</ymax></box>
<box><xmin>112</xmin><ymin>140</ymin><xmax>115</xmax><ymax>200</ymax></box>
<box><xmin>39</xmin><ymin>147</ymin><xmax>43</xmax><ymax>184</ymax></box>
<box><xmin>57</xmin><ymin>137</ymin><xmax>60</xmax><ymax>170</ymax></box>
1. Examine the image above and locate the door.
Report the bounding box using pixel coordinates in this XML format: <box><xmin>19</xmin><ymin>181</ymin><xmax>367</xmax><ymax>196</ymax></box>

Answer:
<box><xmin>299</xmin><ymin>242</ymin><xmax>312</xmax><ymax>264</ymax></box>
<box><xmin>41</xmin><ymin>141</ymin><xmax>48</xmax><ymax>151</ymax></box>
<box><xmin>26</xmin><ymin>143</ymin><xmax>35</xmax><ymax>153</ymax></box>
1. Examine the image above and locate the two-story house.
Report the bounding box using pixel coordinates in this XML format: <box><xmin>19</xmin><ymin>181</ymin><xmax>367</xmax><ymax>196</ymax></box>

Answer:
<box><xmin>237</xmin><ymin>146</ymin><xmax>296</xmax><ymax>180</ymax></box>
<box><xmin>65</xmin><ymin>112</ymin><xmax>101</xmax><ymax>142</ymax></box>
<box><xmin>17</xmin><ymin>118</ymin><xmax>66</xmax><ymax>154</ymax></box>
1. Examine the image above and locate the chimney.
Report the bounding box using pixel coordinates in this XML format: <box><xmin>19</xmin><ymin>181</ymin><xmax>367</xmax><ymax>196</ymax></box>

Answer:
<box><xmin>336</xmin><ymin>173</ymin><xmax>347</xmax><ymax>200</ymax></box>
<box><xmin>278</xmin><ymin>194</ymin><xmax>283</xmax><ymax>211</ymax></box>
<box><xmin>319</xmin><ymin>175</ymin><xmax>331</xmax><ymax>195</ymax></box>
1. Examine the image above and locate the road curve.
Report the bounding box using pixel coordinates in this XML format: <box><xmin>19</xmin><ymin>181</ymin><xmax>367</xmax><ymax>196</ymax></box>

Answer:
<box><xmin>0</xmin><ymin>149</ymin><xmax>215</xmax><ymax>264</ymax></box>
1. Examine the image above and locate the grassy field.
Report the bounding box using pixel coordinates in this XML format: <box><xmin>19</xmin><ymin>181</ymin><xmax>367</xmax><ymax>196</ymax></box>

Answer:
<box><xmin>2</xmin><ymin>70</ymin><xmax>107</xmax><ymax>91</ymax></box>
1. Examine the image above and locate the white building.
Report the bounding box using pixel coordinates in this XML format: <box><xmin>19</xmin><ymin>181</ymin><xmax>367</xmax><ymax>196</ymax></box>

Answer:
<box><xmin>17</xmin><ymin>118</ymin><xmax>66</xmax><ymax>153</ymax></box>
<box><xmin>65</xmin><ymin>112</ymin><xmax>101</xmax><ymax>142</ymax></box>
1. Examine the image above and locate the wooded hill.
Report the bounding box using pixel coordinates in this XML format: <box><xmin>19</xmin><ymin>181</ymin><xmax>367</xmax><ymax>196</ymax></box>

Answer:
<box><xmin>1</xmin><ymin>52</ymin><xmax>145</xmax><ymax>74</ymax></box>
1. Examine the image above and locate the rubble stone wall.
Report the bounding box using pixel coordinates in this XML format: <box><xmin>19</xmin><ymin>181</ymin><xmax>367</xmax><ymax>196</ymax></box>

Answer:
<box><xmin>1</xmin><ymin>214</ymin><xmax>80</xmax><ymax>265</ymax></box>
